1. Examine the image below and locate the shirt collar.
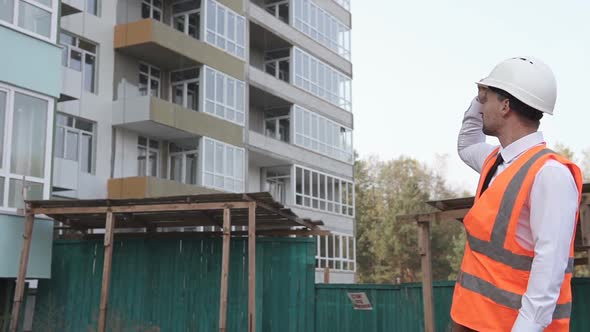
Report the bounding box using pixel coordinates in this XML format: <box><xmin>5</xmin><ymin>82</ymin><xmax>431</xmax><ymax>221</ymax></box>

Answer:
<box><xmin>499</xmin><ymin>131</ymin><xmax>545</xmax><ymax>163</ymax></box>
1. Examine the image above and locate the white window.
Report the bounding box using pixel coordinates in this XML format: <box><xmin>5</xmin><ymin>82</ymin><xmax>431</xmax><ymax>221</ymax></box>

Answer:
<box><xmin>294</xmin><ymin>165</ymin><xmax>354</xmax><ymax>217</ymax></box>
<box><xmin>316</xmin><ymin>233</ymin><xmax>355</xmax><ymax>271</ymax></box>
<box><xmin>170</xmin><ymin>67</ymin><xmax>200</xmax><ymax>111</ymax></box>
<box><xmin>137</xmin><ymin>136</ymin><xmax>160</xmax><ymax>177</ymax></box>
<box><xmin>0</xmin><ymin>83</ymin><xmax>53</xmax><ymax>210</ymax></box>
<box><xmin>264</xmin><ymin>0</ymin><xmax>289</xmax><ymax>23</ymax></box>
<box><xmin>264</xmin><ymin>48</ymin><xmax>290</xmax><ymax>82</ymax></box>
<box><xmin>142</xmin><ymin>0</ymin><xmax>162</xmax><ymax>21</ymax></box>
<box><xmin>0</xmin><ymin>0</ymin><xmax>58</xmax><ymax>42</ymax></box>
<box><xmin>172</xmin><ymin>0</ymin><xmax>201</xmax><ymax>39</ymax></box>
<box><xmin>168</xmin><ymin>142</ymin><xmax>199</xmax><ymax>185</ymax></box>
<box><xmin>293</xmin><ymin>105</ymin><xmax>352</xmax><ymax>163</ymax></box>
<box><xmin>54</xmin><ymin>114</ymin><xmax>95</xmax><ymax>173</ymax></box>
<box><xmin>203</xmin><ymin>66</ymin><xmax>245</xmax><ymax>125</ymax></box>
<box><xmin>60</xmin><ymin>31</ymin><xmax>98</xmax><ymax>94</ymax></box>
<box><xmin>293</xmin><ymin>47</ymin><xmax>351</xmax><ymax>112</ymax></box>
<box><xmin>86</xmin><ymin>0</ymin><xmax>98</xmax><ymax>16</ymax></box>
<box><xmin>293</xmin><ymin>0</ymin><xmax>351</xmax><ymax>60</ymax></box>
<box><xmin>202</xmin><ymin>137</ymin><xmax>244</xmax><ymax>193</ymax></box>
<box><xmin>264</xmin><ymin>168</ymin><xmax>290</xmax><ymax>204</ymax></box>
<box><xmin>264</xmin><ymin>114</ymin><xmax>290</xmax><ymax>143</ymax></box>
<box><xmin>139</xmin><ymin>63</ymin><xmax>161</xmax><ymax>97</ymax></box>
<box><xmin>204</xmin><ymin>0</ymin><xmax>246</xmax><ymax>59</ymax></box>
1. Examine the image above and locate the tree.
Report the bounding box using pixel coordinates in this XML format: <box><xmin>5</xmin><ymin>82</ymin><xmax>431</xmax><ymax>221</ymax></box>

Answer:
<box><xmin>355</xmin><ymin>154</ymin><xmax>463</xmax><ymax>283</ymax></box>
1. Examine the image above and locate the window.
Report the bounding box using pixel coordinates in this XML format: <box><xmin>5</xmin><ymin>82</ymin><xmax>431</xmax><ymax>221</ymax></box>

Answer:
<box><xmin>204</xmin><ymin>0</ymin><xmax>245</xmax><ymax>59</ymax></box>
<box><xmin>293</xmin><ymin>0</ymin><xmax>351</xmax><ymax>60</ymax></box>
<box><xmin>202</xmin><ymin>137</ymin><xmax>244</xmax><ymax>193</ymax></box>
<box><xmin>172</xmin><ymin>0</ymin><xmax>201</xmax><ymax>39</ymax></box>
<box><xmin>264</xmin><ymin>114</ymin><xmax>290</xmax><ymax>143</ymax></box>
<box><xmin>293</xmin><ymin>105</ymin><xmax>352</xmax><ymax>163</ymax></box>
<box><xmin>60</xmin><ymin>31</ymin><xmax>98</xmax><ymax>93</ymax></box>
<box><xmin>0</xmin><ymin>0</ymin><xmax>58</xmax><ymax>42</ymax></box>
<box><xmin>264</xmin><ymin>0</ymin><xmax>289</xmax><ymax>23</ymax></box>
<box><xmin>139</xmin><ymin>63</ymin><xmax>161</xmax><ymax>97</ymax></box>
<box><xmin>264</xmin><ymin>48</ymin><xmax>290</xmax><ymax>82</ymax></box>
<box><xmin>138</xmin><ymin>136</ymin><xmax>160</xmax><ymax>177</ymax></box>
<box><xmin>293</xmin><ymin>47</ymin><xmax>351</xmax><ymax>111</ymax></box>
<box><xmin>142</xmin><ymin>0</ymin><xmax>162</xmax><ymax>21</ymax></box>
<box><xmin>264</xmin><ymin>168</ymin><xmax>290</xmax><ymax>204</ymax></box>
<box><xmin>170</xmin><ymin>68</ymin><xmax>199</xmax><ymax>111</ymax></box>
<box><xmin>86</xmin><ymin>0</ymin><xmax>98</xmax><ymax>16</ymax></box>
<box><xmin>203</xmin><ymin>66</ymin><xmax>244</xmax><ymax>125</ymax></box>
<box><xmin>316</xmin><ymin>233</ymin><xmax>355</xmax><ymax>271</ymax></box>
<box><xmin>0</xmin><ymin>83</ymin><xmax>53</xmax><ymax>209</ymax></box>
<box><xmin>294</xmin><ymin>165</ymin><xmax>354</xmax><ymax>216</ymax></box>
<box><xmin>54</xmin><ymin>114</ymin><xmax>95</xmax><ymax>173</ymax></box>
<box><xmin>168</xmin><ymin>142</ymin><xmax>199</xmax><ymax>185</ymax></box>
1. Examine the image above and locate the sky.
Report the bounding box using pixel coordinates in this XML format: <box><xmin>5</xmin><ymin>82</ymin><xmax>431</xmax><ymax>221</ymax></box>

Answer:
<box><xmin>350</xmin><ymin>0</ymin><xmax>590</xmax><ymax>192</ymax></box>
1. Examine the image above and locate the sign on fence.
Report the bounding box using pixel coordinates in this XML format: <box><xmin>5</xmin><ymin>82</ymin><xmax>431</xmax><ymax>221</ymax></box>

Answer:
<box><xmin>347</xmin><ymin>292</ymin><xmax>373</xmax><ymax>310</ymax></box>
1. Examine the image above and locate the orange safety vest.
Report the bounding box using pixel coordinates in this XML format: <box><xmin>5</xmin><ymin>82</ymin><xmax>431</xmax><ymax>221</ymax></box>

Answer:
<box><xmin>451</xmin><ymin>144</ymin><xmax>583</xmax><ymax>332</ymax></box>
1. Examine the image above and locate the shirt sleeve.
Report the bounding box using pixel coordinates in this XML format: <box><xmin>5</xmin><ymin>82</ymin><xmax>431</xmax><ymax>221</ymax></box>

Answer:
<box><xmin>457</xmin><ymin>97</ymin><xmax>497</xmax><ymax>174</ymax></box>
<box><xmin>512</xmin><ymin>161</ymin><xmax>579</xmax><ymax>331</ymax></box>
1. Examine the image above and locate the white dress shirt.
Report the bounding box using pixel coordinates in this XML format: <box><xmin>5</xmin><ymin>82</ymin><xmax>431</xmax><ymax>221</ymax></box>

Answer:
<box><xmin>458</xmin><ymin>98</ymin><xmax>580</xmax><ymax>331</ymax></box>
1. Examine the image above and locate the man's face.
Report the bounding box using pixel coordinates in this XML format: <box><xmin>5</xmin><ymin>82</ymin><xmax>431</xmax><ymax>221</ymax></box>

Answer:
<box><xmin>477</xmin><ymin>86</ymin><xmax>507</xmax><ymax>136</ymax></box>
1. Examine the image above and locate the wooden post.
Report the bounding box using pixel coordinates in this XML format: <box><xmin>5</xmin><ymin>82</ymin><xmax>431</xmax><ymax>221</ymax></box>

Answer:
<box><xmin>248</xmin><ymin>202</ymin><xmax>256</xmax><ymax>332</ymax></box>
<box><xmin>219</xmin><ymin>208</ymin><xmax>231</xmax><ymax>332</ymax></box>
<box><xmin>9</xmin><ymin>209</ymin><xmax>35</xmax><ymax>332</ymax></box>
<box><xmin>323</xmin><ymin>266</ymin><xmax>330</xmax><ymax>284</ymax></box>
<box><xmin>98</xmin><ymin>211</ymin><xmax>116</xmax><ymax>332</ymax></box>
<box><xmin>419</xmin><ymin>219</ymin><xmax>435</xmax><ymax>332</ymax></box>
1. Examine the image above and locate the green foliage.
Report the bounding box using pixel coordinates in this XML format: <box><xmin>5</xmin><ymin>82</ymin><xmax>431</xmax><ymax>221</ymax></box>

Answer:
<box><xmin>355</xmin><ymin>154</ymin><xmax>465</xmax><ymax>283</ymax></box>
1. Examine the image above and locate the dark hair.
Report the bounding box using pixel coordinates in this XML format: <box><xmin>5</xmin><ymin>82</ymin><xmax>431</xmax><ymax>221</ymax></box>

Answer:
<box><xmin>489</xmin><ymin>87</ymin><xmax>544</xmax><ymax>122</ymax></box>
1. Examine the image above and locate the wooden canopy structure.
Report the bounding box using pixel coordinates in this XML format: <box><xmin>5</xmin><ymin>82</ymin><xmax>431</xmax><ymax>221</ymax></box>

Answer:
<box><xmin>9</xmin><ymin>192</ymin><xmax>326</xmax><ymax>332</ymax></box>
<box><xmin>398</xmin><ymin>183</ymin><xmax>590</xmax><ymax>332</ymax></box>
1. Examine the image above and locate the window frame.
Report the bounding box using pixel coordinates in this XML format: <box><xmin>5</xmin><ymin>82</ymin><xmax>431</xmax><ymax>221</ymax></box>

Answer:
<box><xmin>170</xmin><ymin>67</ymin><xmax>200</xmax><ymax>111</ymax></box>
<box><xmin>293</xmin><ymin>164</ymin><xmax>354</xmax><ymax>217</ymax></box>
<box><xmin>202</xmin><ymin>66</ymin><xmax>245</xmax><ymax>126</ymax></box>
<box><xmin>54</xmin><ymin>113</ymin><xmax>96</xmax><ymax>174</ymax></box>
<box><xmin>0</xmin><ymin>82</ymin><xmax>53</xmax><ymax>211</ymax></box>
<box><xmin>171</xmin><ymin>0</ymin><xmax>201</xmax><ymax>39</ymax></box>
<box><xmin>59</xmin><ymin>31</ymin><xmax>98</xmax><ymax>94</ymax></box>
<box><xmin>203</xmin><ymin>0</ymin><xmax>246</xmax><ymax>60</ymax></box>
<box><xmin>201</xmin><ymin>137</ymin><xmax>244</xmax><ymax>193</ymax></box>
<box><xmin>315</xmin><ymin>232</ymin><xmax>356</xmax><ymax>272</ymax></box>
<box><xmin>139</xmin><ymin>62</ymin><xmax>161</xmax><ymax>98</ymax></box>
<box><xmin>293</xmin><ymin>105</ymin><xmax>353</xmax><ymax>163</ymax></box>
<box><xmin>137</xmin><ymin>136</ymin><xmax>161</xmax><ymax>178</ymax></box>
<box><xmin>0</xmin><ymin>0</ymin><xmax>59</xmax><ymax>43</ymax></box>
<box><xmin>167</xmin><ymin>142</ymin><xmax>200</xmax><ymax>185</ymax></box>
<box><xmin>142</xmin><ymin>0</ymin><xmax>162</xmax><ymax>21</ymax></box>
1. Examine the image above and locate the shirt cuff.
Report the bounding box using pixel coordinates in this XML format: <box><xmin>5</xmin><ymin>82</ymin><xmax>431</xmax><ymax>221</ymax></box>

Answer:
<box><xmin>511</xmin><ymin>313</ymin><xmax>545</xmax><ymax>332</ymax></box>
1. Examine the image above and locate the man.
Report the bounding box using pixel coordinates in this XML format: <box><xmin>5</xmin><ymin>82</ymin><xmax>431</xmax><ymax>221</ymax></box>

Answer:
<box><xmin>451</xmin><ymin>57</ymin><xmax>583</xmax><ymax>332</ymax></box>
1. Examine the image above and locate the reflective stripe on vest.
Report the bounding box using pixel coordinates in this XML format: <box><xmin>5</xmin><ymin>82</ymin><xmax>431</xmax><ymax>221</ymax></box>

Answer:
<box><xmin>465</xmin><ymin>148</ymin><xmax>573</xmax><ymax>319</ymax></box>
<box><xmin>458</xmin><ymin>271</ymin><xmax>572</xmax><ymax>320</ymax></box>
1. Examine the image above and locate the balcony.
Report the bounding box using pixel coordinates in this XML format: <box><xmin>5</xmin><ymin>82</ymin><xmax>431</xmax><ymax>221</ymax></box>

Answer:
<box><xmin>59</xmin><ymin>66</ymin><xmax>82</xmax><ymax>102</ymax></box>
<box><xmin>114</xmin><ymin>18</ymin><xmax>245</xmax><ymax>80</ymax></box>
<box><xmin>108</xmin><ymin>176</ymin><xmax>220</xmax><ymax>199</ymax></box>
<box><xmin>112</xmin><ymin>95</ymin><xmax>244</xmax><ymax>147</ymax></box>
<box><xmin>248</xmin><ymin>2</ymin><xmax>351</xmax><ymax>75</ymax></box>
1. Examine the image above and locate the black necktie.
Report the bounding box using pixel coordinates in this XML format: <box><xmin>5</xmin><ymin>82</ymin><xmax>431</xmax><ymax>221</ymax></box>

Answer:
<box><xmin>480</xmin><ymin>153</ymin><xmax>504</xmax><ymax>195</ymax></box>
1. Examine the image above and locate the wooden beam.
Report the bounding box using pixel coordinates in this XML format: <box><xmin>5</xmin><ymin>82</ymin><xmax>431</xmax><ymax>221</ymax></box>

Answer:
<box><xmin>246</xmin><ymin>198</ymin><xmax>317</xmax><ymax>229</ymax></box>
<box><xmin>219</xmin><ymin>208</ymin><xmax>231</xmax><ymax>332</ymax></box>
<box><xmin>9</xmin><ymin>211</ymin><xmax>35</xmax><ymax>332</ymax></box>
<box><xmin>419</xmin><ymin>219</ymin><xmax>435</xmax><ymax>332</ymax></box>
<box><xmin>323</xmin><ymin>266</ymin><xmax>330</xmax><ymax>284</ymax></box>
<box><xmin>113</xmin><ymin>202</ymin><xmax>250</xmax><ymax>213</ymax></box>
<box><xmin>32</xmin><ymin>206</ymin><xmax>109</xmax><ymax>215</ymax></box>
<box><xmin>98</xmin><ymin>211</ymin><xmax>116</xmax><ymax>332</ymax></box>
<box><xmin>248</xmin><ymin>202</ymin><xmax>256</xmax><ymax>332</ymax></box>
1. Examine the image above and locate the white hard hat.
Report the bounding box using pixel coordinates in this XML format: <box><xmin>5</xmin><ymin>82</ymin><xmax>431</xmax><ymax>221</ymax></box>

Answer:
<box><xmin>476</xmin><ymin>56</ymin><xmax>557</xmax><ymax>115</ymax></box>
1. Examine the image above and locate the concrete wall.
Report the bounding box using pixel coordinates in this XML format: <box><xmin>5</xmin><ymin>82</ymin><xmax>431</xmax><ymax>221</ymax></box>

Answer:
<box><xmin>249</xmin><ymin>44</ymin><xmax>265</xmax><ymax>70</ymax></box>
<box><xmin>248</xmin><ymin>105</ymin><xmax>265</xmax><ymax>133</ymax></box>
<box><xmin>0</xmin><ymin>27</ymin><xmax>62</xmax><ymax>98</ymax></box>
<box><xmin>247</xmin><ymin>164</ymin><xmax>262</xmax><ymax>192</ymax></box>
<box><xmin>291</xmin><ymin>206</ymin><xmax>353</xmax><ymax>235</ymax></box>
<box><xmin>117</xmin><ymin>0</ymin><xmax>143</xmax><ymax>25</ymax></box>
<box><xmin>315</xmin><ymin>270</ymin><xmax>355</xmax><ymax>284</ymax></box>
